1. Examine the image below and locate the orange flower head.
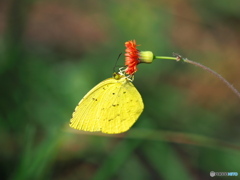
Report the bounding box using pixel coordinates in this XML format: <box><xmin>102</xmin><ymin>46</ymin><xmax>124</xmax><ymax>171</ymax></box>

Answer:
<box><xmin>124</xmin><ymin>40</ymin><xmax>140</xmax><ymax>75</ymax></box>
<box><xmin>124</xmin><ymin>40</ymin><xmax>155</xmax><ymax>75</ymax></box>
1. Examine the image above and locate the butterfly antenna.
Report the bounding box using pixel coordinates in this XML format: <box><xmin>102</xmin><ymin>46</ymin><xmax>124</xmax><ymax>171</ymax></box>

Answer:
<box><xmin>113</xmin><ymin>53</ymin><xmax>123</xmax><ymax>73</ymax></box>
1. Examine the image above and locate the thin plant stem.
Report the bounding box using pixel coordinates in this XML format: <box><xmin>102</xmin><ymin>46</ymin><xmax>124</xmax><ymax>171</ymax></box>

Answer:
<box><xmin>155</xmin><ymin>56</ymin><xmax>177</xmax><ymax>61</ymax></box>
<box><xmin>183</xmin><ymin>58</ymin><xmax>240</xmax><ymax>99</ymax></box>
<box><xmin>155</xmin><ymin>55</ymin><xmax>240</xmax><ymax>100</ymax></box>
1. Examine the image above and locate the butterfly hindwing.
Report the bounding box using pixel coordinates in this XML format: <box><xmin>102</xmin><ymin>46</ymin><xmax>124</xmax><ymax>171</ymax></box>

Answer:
<box><xmin>101</xmin><ymin>79</ymin><xmax>143</xmax><ymax>133</ymax></box>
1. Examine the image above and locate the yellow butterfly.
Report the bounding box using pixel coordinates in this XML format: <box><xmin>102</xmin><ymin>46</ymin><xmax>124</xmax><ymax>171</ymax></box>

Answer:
<box><xmin>69</xmin><ymin>69</ymin><xmax>144</xmax><ymax>134</ymax></box>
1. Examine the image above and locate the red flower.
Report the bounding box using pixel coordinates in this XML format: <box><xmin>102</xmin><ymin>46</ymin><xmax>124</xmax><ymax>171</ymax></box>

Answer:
<box><xmin>124</xmin><ymin>40</ymin><xmax>140</xmax><ymax>75</ymax></box>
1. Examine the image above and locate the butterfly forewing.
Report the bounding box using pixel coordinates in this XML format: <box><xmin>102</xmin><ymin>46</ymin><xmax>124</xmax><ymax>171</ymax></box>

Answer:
<box><xmin>70</xmin><ymin>75</ymin><xmax>144</xmax><ymax>134</ymax></box>
<box><xmin>70</xmin><ymin>78</ymin><xmax>114</xmax><ymax>131</ymax></box>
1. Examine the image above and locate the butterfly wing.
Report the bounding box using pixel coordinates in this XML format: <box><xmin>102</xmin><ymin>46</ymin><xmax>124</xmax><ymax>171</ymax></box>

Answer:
<box><xmin>70</xmin><ymin>76</ymin><xmax>144</xmax><ymax>134</ymax></box>
<box><xmin>70</xmin><ymin>78</ymin><xmax>115</xmax><ymax>132</ymax></box>
<box><xmin>100</xmin><ymin>78</ymin><xmax>143</xmax><ymax>133</ymax></box>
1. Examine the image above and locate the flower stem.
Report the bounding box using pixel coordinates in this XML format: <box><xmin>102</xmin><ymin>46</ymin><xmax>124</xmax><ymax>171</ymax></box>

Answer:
<box><xmin>183</xmin><ymin>58</ymin><xmax>240</xmax><ymax>99</ymax></box>
<box><xmin>154</xmin><ymin>55</ymin><xmax>240</xmax><ymax>99</ymax></box>
<box><xmin>155</xmin><ymin>56</ymin><xmax>177</xmax><ymax>61</ymax></box>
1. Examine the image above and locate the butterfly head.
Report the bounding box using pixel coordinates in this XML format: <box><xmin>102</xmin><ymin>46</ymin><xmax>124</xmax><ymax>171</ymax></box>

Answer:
<box><xmin>113</xmin><ymin>67</ymin><xmax>134</xmax><ymax>82</ymax></box>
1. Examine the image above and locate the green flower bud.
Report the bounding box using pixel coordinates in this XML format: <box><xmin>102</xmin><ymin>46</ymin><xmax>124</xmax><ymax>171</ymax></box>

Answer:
<box><xmin>139</xmin><ymin>51</ymin><xmax>154</xmax><ymax>63</ymax></box>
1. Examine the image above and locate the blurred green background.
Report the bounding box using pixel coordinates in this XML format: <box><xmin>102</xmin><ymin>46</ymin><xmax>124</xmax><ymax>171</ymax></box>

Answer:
<box><xmin>1</xmin><ymin>0</ymin><xmax>240</xmax><ymax>179</ymax></box>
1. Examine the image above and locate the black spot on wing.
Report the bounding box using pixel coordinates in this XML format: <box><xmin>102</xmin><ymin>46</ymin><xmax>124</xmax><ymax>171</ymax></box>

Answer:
<box><xmin>121</xmin><ymin>118</ymin><xmax>126</xmax><ymax>122</ymax></box>
<box><xmin>112</xmin><ymin>104</ymin><xmax>119</xmax><ymax>107</ymax></box>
